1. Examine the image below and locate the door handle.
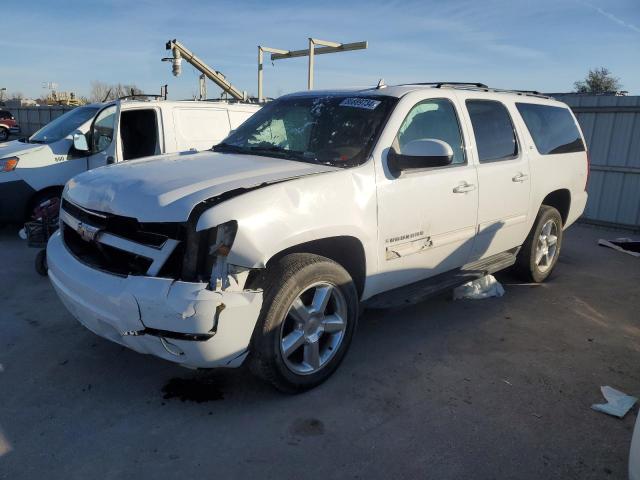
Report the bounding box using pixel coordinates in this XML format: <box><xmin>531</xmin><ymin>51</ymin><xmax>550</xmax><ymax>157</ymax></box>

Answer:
<box><xmin>512</xmin><ymin>172</ymin><xmax>529</xmax><ymax>182</ymax></box>
<box><xmin>453</xmin><ymin>182</ymin><xmax>476</xmax><ymax>194</ymax></box>
<box><xmin>106</xmin><ymin>156</ymin><xmax>115</xmax><ymax>164</ymax></box>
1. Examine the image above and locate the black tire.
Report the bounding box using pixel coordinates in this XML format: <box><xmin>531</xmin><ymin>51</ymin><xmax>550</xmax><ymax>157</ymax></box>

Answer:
<box><xmin>35</xmin><ymin>249</ymin><xmax>48</xmax><ymax>277</ymax></box>
<box><xmin>515</xmin><ymin>205</ymin><xmax>563</xmax><ymax>283</ymax></box>
<box><xmin>0</xmin><ymin>128</ymin><xmax>8</xmax><ymax>142</ymax></box>
<box><xmin>249</xmin><ymin>253</ymin><xmax>359</xmax><ymax>393</ymax></box>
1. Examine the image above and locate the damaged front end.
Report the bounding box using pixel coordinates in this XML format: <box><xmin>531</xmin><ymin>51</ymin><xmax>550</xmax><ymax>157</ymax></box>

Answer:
<box><xmin>50</xmin><ymin>198</ymin><xmax>264</xmax><ymax>368</ymax></box>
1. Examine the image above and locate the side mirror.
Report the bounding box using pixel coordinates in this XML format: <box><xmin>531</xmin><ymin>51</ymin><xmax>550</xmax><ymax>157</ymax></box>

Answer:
<box><xmin>72</xmin><ymin>131</ymin><xmax>89</xmax><ymax>152</ymax></box>
<box><xmin>388</xmin><ymin>139</ymin><xmax>453</xmax><ymax>176</ymax></box>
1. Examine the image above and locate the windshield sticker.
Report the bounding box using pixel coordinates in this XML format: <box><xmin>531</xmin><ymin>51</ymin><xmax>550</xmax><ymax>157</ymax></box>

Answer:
<box><xmin>339</xmin><ymin>98</ymin><xmax>381</xmax><ymax>110</ymax></box>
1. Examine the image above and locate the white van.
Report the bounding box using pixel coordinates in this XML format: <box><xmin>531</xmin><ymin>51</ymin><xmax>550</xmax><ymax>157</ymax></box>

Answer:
<box><xmin>0</xmin><ymin>99</ymin><xmax>260</xmax><ymax>221</ymax></box>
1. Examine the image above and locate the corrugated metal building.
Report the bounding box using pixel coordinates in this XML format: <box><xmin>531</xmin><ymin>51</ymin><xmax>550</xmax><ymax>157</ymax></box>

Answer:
<box><xmin>553</xmin><ymin>94</ymin><xmax>640</xmax><ymax>230</ymax></box>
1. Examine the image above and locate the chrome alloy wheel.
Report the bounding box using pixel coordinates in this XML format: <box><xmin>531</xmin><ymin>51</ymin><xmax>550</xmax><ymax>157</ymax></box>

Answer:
<box><xmin>279</xmin><ymin>282</ymin><xmax>348</xmax><ymax>375</ymax></box>
<box><xmin>535</xmin><ymin>219</ymin><xmax>559</xmax><ymax>273</ymax></box>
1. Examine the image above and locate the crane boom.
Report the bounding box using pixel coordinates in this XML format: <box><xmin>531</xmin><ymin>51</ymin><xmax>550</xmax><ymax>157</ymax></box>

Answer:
<box><xmin>165</xmin><ymin>39</ymin><xmax>247</xmax><ymax>102</ymax></box>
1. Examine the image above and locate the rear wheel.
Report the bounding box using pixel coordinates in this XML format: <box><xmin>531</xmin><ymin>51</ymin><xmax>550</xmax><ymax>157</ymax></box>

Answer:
<box><xmin>515</xmin><ymin>205</ymin><xmax>563</xmax><ymax>282</ymax></box>
<box><xmin>250</xmin><ymin>254</ymin><xmax>359</xmax><ymax>393</ymax></box>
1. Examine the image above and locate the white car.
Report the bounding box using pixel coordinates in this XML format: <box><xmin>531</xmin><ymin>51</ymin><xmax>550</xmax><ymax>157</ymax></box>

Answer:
<box><xmin>47</xmin><ymin>83</ymin><xmax>589</xmax><ymax>392</ymax></box>
<box><xmin>0</xmin><ymin>99</ymin><xmax>260</xmax><ymax>221</ymax></box>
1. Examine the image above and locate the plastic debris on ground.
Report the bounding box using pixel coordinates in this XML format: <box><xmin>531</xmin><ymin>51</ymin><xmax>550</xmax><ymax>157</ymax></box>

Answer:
<box><xmin>598</xmin><ymin>238</ymin><xmax>640</xmax><ymax>258</ymax></box>
<box><xmin>453</xmin><ymin>274</ymin><xmax>505</xmax><ymax>300</ymax></box>
<box><xmin>591</xmin><ymin>386</ymin><xmax>637</xmax><ymax>418</ymax></box>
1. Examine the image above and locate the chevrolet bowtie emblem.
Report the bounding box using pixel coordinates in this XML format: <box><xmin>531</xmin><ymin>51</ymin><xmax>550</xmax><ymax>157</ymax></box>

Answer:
<box><xmin>76</xmin><ymin>221</ymin><xmax>101</xmax><ymax>242</ymax></box>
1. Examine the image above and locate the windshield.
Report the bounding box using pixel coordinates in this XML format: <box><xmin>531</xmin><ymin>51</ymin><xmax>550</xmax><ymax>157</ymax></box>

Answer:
<box><xmin>214</xmin><ymin>94</ymin><xmax>397</xmax><ymax>166</ymax></box>
<box><xmin>29</xmin><ymin>106</ymin><xmax>101</xmax><ymax>144</ymax></box>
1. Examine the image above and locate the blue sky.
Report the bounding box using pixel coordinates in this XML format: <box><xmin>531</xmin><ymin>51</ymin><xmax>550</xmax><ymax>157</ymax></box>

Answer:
<box><xmin>2</xmin><ymin>0</ymin><xmax>639</xmax><ymax>100</ymax></box>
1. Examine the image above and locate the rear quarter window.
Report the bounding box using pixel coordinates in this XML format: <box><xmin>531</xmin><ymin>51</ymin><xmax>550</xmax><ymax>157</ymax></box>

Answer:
<box><xmin>516</xmin><ymin>103</ymin><xmax>585</xmax><ymax>154</ymax></box>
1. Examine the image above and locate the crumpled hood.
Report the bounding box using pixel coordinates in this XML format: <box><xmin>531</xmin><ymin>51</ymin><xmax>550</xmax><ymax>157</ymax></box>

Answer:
<box><xmin>0</xmin><ymin>140</ymin><xmax>45</xmax><ymax>158</ymax></box>
<box><xmin>65</xmin><ymin>150</ymin><xmax>338</xmax><ymax>222</ymax></box>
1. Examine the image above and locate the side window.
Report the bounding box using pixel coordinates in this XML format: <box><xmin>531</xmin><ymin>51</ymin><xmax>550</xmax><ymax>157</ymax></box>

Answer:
<box><xmin>91</xmin><ymin>105</ymin><xmax>116</xmax><ymax>152</ymax></box>
<box><xmin>466</xmin><ymin>100</ymin><xmax>518</xmax><ymax>163</ymax></box>
<box><xmin>395</xmin><ymin>98</ymin><xmax>466</xmax><ymax>165</ymax></box>
<box><xmin>516</xmin><ymin>103</ymin><xmax>585</xmax><ymax>154</ymax></box>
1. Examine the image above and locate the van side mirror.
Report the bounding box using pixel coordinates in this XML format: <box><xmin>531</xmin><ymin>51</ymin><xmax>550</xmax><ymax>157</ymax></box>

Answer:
<box><xmin>388</xmin><ymin>139</ymin><xmax>453</xmax><ymax>176</ymax></box>
<box><xmin>72</xmin><ymin>131</ymin><xmax>89</xmax><ymax>152</ymax></box>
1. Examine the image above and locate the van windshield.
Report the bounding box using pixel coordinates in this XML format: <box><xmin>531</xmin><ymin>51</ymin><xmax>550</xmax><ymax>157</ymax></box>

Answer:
<box><xmin>29</xmin><ymin>106</ymin><xmax>100</xmax><ymax>144</ymax></box>
<box><xmin>214</xmin><ymin>94</ymin><xmax>397</xmax><ymax>167</ymax></box>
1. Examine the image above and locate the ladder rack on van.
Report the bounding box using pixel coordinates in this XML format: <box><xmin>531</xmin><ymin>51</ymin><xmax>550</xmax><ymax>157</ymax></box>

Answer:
<box><xmin>398</xmin><ymin>82</ymin><xmax>551</xmax><ymax>99</ymax></box>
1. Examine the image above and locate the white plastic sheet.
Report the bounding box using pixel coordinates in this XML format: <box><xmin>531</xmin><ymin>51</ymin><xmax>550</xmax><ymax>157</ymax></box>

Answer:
<box><xmin>591</xmin><ymin>386</ymin><xmax>637</xmax><ymax>418</ymax></box>
<box><xmin>453</xmin><ymin>274</ymin><xmax>505</xmax><ymax>300</ymax></box>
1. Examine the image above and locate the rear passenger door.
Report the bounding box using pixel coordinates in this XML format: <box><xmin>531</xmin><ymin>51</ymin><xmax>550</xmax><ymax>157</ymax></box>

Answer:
<box><xmin>462</xmin><ymin>98</ymin><xmax>531</xmax><ymax>260</ymax></box>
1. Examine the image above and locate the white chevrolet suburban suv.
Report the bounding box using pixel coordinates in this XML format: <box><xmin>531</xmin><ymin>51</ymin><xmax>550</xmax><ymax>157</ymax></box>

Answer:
<box><xmin>46</xmin><ymin>83</ymin><xmax>588</xmax><ymax>392</ymax></box>
<box><xmin>0</xmin><ymin>98</ymin><xmax>259</xmax><ymax>222</ymax></box>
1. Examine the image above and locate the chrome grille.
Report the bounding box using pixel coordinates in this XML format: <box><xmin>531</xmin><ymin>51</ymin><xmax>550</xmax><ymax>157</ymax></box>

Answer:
<box><xmin>60</xmin><ymin>199</ymin><xmax>182</xmax><ymax>277</ymax></box>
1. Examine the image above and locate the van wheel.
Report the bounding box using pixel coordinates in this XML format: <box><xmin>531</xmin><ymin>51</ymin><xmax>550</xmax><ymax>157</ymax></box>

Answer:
<box><xmin>28</xmin><ymin>190</ymin><xmax>61</xmax><ymax>220</ymax></box>
<box><xmin>249</xmin><ymin>254</ymin><xmax>359</xmax><ymax>393</ymax></box>
<box><xmin>515</xmin><ymin>205</ymin><xmax>563</xmax><ymax>283</ymax></box>
<box><xmin>0</xmin><ymin>128</ymin><xmax>8</xmax><ymax>142</ymax></box>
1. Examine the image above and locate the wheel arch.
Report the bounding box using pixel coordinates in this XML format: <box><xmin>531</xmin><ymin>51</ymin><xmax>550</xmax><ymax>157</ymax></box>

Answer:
<box><xmin>262</xmin><ymin>236</ymin><xmax>367</xmax><ymax>299</ymax></box>
<box><xmin>25</xmin><ymin>185</ymin><xmax>65</xmax><ymax>218</ymax></box>
<box><xmin>541</xmin><ymin>189</ymin><xmax>571</xmax><ymax>226</ymax></box>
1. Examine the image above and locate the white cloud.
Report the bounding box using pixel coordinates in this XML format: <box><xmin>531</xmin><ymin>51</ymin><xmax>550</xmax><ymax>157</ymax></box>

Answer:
<box><xmin>581</xmin><ymin>1</ymin><xmax>640</xmax><ymax>34</ymax></box>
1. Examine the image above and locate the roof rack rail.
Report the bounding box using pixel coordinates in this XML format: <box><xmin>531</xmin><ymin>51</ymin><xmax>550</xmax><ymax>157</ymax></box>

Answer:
<box><xmin>483</xmin><ymin>88</ymin><xmax>550</xmax><ymax>99</ymax></box>
<box><xmin>395</xmin><ymin>82</ymin><xmax>551</xmax><ymax>99</ymax></box>
<box><xmin>398</xmin><ymin>82</ymin><xmax>489</xmax><ymax>88</ymax></box>
<box><xmin>118</xmin><ymin>94</ymin><xmax>166</xmax><ymax>100</ymax></box>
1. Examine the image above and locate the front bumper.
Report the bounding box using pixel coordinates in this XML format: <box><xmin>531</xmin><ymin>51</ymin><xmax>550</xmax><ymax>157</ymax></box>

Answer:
<box><xmin>0</xmin><ymin>177</ymin><xmax>35</xmax><ymax>222</ymax></box>
<box><xmin>47</xmin><ymin>231</ymin><xmax>263</xmax><ymax>368</ymax></box>
<box><xmin>9</xmin><ymin>126</ymin><xmax>20</xmax><ymax>134</ymax></box>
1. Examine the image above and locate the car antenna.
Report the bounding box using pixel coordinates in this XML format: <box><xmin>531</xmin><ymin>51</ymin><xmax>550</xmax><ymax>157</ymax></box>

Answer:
<box><xmin>101</xmin><ymin>88</ymin><xmax>112</xmax><ymax>103</ymax></box>
<box><xmin>376</xmin><ymin>78</ymin><xmax>386</xmax><ymax>89</ymax></box>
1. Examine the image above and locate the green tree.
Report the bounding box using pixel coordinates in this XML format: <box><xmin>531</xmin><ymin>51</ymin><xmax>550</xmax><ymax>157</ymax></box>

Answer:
<box><xmin>574</xmin><ymin>67</ymin><xmax>622</xmax><ymax>94</ymax></box>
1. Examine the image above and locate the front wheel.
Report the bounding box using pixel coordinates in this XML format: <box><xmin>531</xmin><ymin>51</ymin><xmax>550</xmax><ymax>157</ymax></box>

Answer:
<box><xmin>249</xmin><ymin>254</ymin><xmax>359</xmax><ymax>393</ymax></box>
<box><xmin>515</xmin><ymin>205</ymin><xmax>563</xmax><ymax>283</ymax></box>
<box><xmin>0</xmin><ymin>128</ymin><xmax>9</xmax><ymax>142</ymax></box>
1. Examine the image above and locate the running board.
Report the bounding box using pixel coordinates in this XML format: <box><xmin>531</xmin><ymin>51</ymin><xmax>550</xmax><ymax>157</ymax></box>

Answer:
<box><xmin>364</xmin><ymin>248</ymin><xmax>519</xmax><ymax>309</ymax></box>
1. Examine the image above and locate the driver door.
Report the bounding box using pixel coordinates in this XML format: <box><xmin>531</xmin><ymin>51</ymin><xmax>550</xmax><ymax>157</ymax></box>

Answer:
<box><xmin>373</xmin><ymin>96</ymin><xmax>479</xmax><ymax>293</ymax></box>
<box><xmin>87</xmin><ymin>103</ymin><xmax>120</xmax><ymax>170</ymax></box>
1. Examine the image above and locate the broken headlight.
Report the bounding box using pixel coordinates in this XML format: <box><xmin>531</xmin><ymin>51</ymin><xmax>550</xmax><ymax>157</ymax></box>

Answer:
<box><xmin>207</xmin><ymin>220</ymin><xmax>238</xmax><ymax>290</ymax></box>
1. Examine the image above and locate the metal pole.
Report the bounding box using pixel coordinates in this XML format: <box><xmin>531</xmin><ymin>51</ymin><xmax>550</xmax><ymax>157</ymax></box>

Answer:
<box><xmin>304</xmin><ymin>38</ymin><xmax>352</xmax><ymax>90</ymax></box>
<box><xmin>257</xmin><ymin>46</ymin><xmax>289</xmax><ymax>102</ymax></box>
<box><xmin>258</xmin><ymin>47</ymin><xmax>264</xmax><ymax>103</ymax></box>
<box><xmin>199</xmin><ymin>74</ymin><xmax>206</xmax><ymax>100</ymax></box>
<box><xmin>308</xmin><ymin>38</ymin><xmax>315</xmax><ymax>90</ymax></box>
